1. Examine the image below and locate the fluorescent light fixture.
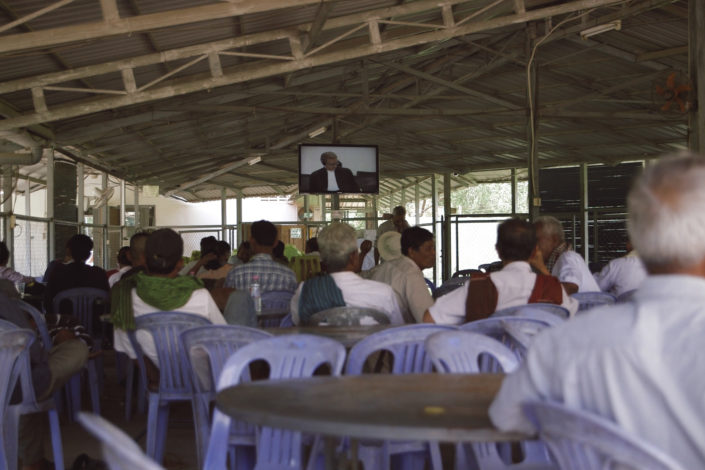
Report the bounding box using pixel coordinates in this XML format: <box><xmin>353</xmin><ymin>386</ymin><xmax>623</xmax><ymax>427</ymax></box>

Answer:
<box><xmin>580</xmin><ymin>20</ymin><xmax>621</xmax><ymax>39</ymax></box>
<box><xmin>170</xmin><ymin>194</ymin><xmax>188</xmax><ymax>202</ymax></box>
<box><xmin>247</xmin><ymin>156</ymin><xmax>262</xmax><ymax>165</ymax></box>
<box><xmin>308</xmin><ymin>126</ymin><xmax>327</xmax><ymax>138</ymax></box>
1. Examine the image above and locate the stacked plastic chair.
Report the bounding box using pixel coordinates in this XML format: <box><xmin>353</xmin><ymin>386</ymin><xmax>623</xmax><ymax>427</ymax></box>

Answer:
<box><xmin>77</xmin><ymin>412</ymin><xmax>164</xmax><ymax>470</ymax></box>
<box><xmin>523</xmin><ymin>401</ymin><xmax>685</xmax><ymax>470</ymax></box>
<box><xmin>127</xmin><ymin>311</ymin><xmax>211</xmax><ymax>464</ymax></box>
<box><xmin>461</xmin><ymin>316</ymin><xmax>555</xmax><ymax>364</ymax></box>
<box><xmin>180</xmin><ymin>325</ymin><xmax>272</xmax><ymax>468</ymax></box>
<box><xmin>205</xmin><ymin>334</ymin><xmax>346</xmax><ymax>470</ymax></box>
<box><xmin>425</xmin><ymin>330</ymin><xmax>555</xmax><ymax>470</ymax></box>
<box><xmin>344</xmin><ymin>324</ymin><xmax>456</xmax><ymax>470</ymax></box>
<box><xmin>258</xmin><ymin>290</ymin><xmax>294</xmax><ymax>327</ymax></box>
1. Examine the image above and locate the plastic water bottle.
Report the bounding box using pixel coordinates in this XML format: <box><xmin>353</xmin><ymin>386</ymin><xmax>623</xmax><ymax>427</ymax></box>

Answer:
<box><xmin>250</xmin><ymin>275</ymin><xmax>262</xmax><ymax>314</ymax></box>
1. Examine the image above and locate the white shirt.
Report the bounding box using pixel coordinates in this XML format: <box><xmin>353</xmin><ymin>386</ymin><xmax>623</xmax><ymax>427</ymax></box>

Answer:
<box><xmin>113</xmin><ymin>288</ymin><xmax>225</xmax><ymax>366</ymax></box>
<box><xmin>428</xmin><ymin>261</ymin><xmax>578</xmax><ymax>325</ymax></box>
<box><xmin>327</xmin><ymin>170</ymin><xmax>339</xmax><ymax>191</ymax></box>
<box><xmin>108</xmin><ymin>265</ymin><xmax>131</xmax><ymax>288</ymax></box>
<box><xmin>593</xmin><ymin>253</ymin><xmax>647</xmax><ymax>297</ymax></box>
<box><xmin>290</xmin><ymin>271</ymin><xmax>404</xmax><ymax>325</ymax></box>
<box><xmin>552</xmin><ymin>250</ymin><xmax>601</xmax><ymax>292</ymax></box>
<box><xmin>489</xmin><ymin>275</ymin><xmax>705</xmax><ymax>470</ymax></box>
<box><xmin>365</xmin><ymin>256</ymin><xmax>433</xmax><ymax>323</ymax></box>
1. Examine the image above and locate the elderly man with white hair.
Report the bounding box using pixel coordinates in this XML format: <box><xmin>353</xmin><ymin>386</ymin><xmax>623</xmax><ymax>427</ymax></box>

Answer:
<box><xmin>290</xmin><ymin>222</ymin><xmax>403</xmax><ymax>325</ymax></box>
<box><xmin>489</xmin><ymin>152</ymin><xmax>705</xmax><ymax>469</ymax></box>
<box><xmin>530</xmin><ymin>215</ymin><xmax>600</xmax><ymax>294</ymax></box>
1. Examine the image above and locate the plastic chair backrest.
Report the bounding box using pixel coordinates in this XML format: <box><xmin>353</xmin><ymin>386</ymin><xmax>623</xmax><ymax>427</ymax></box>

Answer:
<box><xmin>290</xmin><ymin>255</ymin><xmax>322</xmax><ymax>283</ymax></box>
<box><xmin>205</xmin><ymin>334</ymin><xmax>346</xmax><ymax>470</ymax></box>
<box><xmin>14</xmin><ymin>300</ymin><xmax>52</xmax><ymax>351</ymax></box>
<box><xmin>0</xmin><ymin>328</ymin><xmax>34</xmax><ymax>413</ymax></box>
<box><xmin>433</xmin><ymin>277</ymin><xmax>467</xmax><ymax>299</ymax></box>
<box><xmin>261</xmin><ymin>290</ymin><xmax>294</xmax><ymax>313</ymax></box>
<box><xmin>279</xmin><ymin>312</ymin><xmax>294</xmax><ymax>327</ymax></box>
<box><xmin>130</xmin><ymin>312</ymin><xmax>212</xmax><ymax>394</ymax></box>
<box><xmin>306</xmin><ymin>306</ymin><xmax>391</xmax><ymax>326</ymax></box>
<box><xmin>77</xmin><ymin>412</ymin><xmax>164</xmax><ymax>470</ymax></box>
<box><xmin>52</xmin><ymin>287</ymin><xmax>109</xmax><ymax>333</ymax></box>
<box><xmin>345</xmin><ymin>324</ymin><xmax>456</xmax><ymax>375</ymax></box>
<box><xmin>493</xmin><ymin>302</ymin><xmax>569</xmax><ymax>319</ymax></box>
<box><xmin>616</xmin><ymin>289</ymin><xmax>637</xmax><ymax>303</ymax></box>
<box><xmin>513</xmin><ymin>307</ymin><xmax>566</xmax><ymax>327</ymax></box>
<box><xmin>523</xmin><ymin>401</ymin><xmax>685</xmax><ymax>470</ymax></box>
<box><xmin>572</xmin><ymin>291</ymin><xmax>616</xmax><ymax>312</ymax></box>
<box><xmin>460</xmin><ymin>317</ymin><xmax>550</xmax><ymax>367</ymax></box>
<box><xmin>424</xmin><ymin>278</ymin><xmax>436</xmax><ymax>296</ymax></box>
<box><xmin>180</xmin><ymin>325</ymin><xmax>272</xmax><ymax>394</ymax></box>
<box><xmin>425</xmin><ymin>330</ymin><xmax>518</xmax><ymax>373</ymax></box>
<box><xmin>452</xmin><ymin>269</ymin><xmax>483</xmax><ymax>278</ymax></box>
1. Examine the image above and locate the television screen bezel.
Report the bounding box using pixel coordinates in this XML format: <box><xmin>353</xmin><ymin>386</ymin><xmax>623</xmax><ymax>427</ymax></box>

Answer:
<box><xmin>298</xmin><ymin>143</ymin><xmax>379</xmax><ymax>195</ymax></box>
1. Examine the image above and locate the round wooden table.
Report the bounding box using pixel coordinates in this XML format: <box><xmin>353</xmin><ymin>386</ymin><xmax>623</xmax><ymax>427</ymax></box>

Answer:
<box><xmin>216</xmin><ymin>373</ymin><xmax>524</xmax><ymax>442</ymax></box>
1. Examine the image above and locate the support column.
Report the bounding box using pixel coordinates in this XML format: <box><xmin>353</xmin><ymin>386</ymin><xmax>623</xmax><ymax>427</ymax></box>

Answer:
<box><xmin>77</xmin><ymin>163</ymin><xmax>84</xmax><ymax>229</ymax></box>
<box><xmin>303</xmin><ymin>195</ymin><xmax>310</xmax><ymax>237</ymax></box>
<box><xmin>101</xmin><ymin>172</ymin><xmax>108</xmax><ymax>269</ymax></box>
<box><xmin>25</xmin><ymin>176</ymin><xmax>31</xmax><ymax>272</ymax></box>
<box><xmin>236</xmin><ymin>193</ymin><xmax>243</xmax><ymax>246</ymax></box>
<box><xmin>430</xmin><ymin>174</ymin><xmax>437</xmax><ymax>285</ymax></box>
<box><xmin>443</xmin><ymin>173</ymin><xmax>452</xmax><ymax>281</ymax></box>
<box><xmin>526</xmin><ymin>24</ymin><xmax>541</xmax><ymax>220</ymax></box>
<box><xmin>221</xmin><ymin>187</ymin><xmax>227</xmax><ymax>240</ymax></box>
<box><xmin>371</xmin><ymin>196</ymin><xmax>378</xmax><ymax>229</ymax></box>
<box><xmin>689</xmin><ymin>0</ymin><xmax>705</xmax><ymax>153</ymax></box>
<box><xmin>120</xmin><ymin>179</ymin><xmax>126</xmax><ymax>242</ymax></box>
<box><xmin>414</xmin><ymin>181</ymin><xmax>420</xmax><ymax>226</ymax></box>
<box><xmin>580</xmin><ymin>163</ymin><xmax>589</xmax><ymax>261</ymax></box>
<box><xmin>321</xmin><ymin>194</ymin><xmax>327</xmax><ymax>222</ymax></box>
<box><xmin>511</xmin><ymin>168</ymin><xmax>518</xmax><ymax>216</ymax></box>
<box><xmin>47</xmin><ymin>149</ymin><xmax>55</xmax><ymax>261</ymax></box>
<box><xmin>133</xmin><ymin>183</ymin><xmax>140</xmax><ymax>229</ymax></box>
<box><xmin>3</xmin><ymin>166</ymin><xmax>13</xmax><ymax>260</ymax></box>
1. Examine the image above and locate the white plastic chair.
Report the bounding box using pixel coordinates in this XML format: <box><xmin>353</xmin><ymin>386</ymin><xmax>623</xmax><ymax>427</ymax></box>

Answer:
<box><xmin>571</xmin><ymin>292</ymin><xmax>616</xmax><ymax>312</ymax></box>
<box><xmin>522</xmin><ymin>401</ymin><xmax>685</xmax><ymax>470</ymax></box>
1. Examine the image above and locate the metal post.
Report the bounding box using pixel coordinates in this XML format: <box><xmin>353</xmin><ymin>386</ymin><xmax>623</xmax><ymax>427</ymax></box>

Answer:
<box><xmin>236</xmin><ymin>192</ymin><xmax>243</xmax><ymax>245</ymax></box>
<box><xmin>25</xmin><ymin>176</ymin><xmax>31</xmax><ymax>273</ymax></box>
<box><xmin>526</xmin><ymin>24</ymin><xmax>541</xmax><ymax>220</ymax></box>
<box><xmin>77</xmin><ymin>163</ymin><xmax>84</xmax><ymax>229</ymax></box>
<box><xmin>3</xmin><ymin>165</ymin><xmax>14</xmax><ymax>263</ymax></box>
<box><xmin>133</xmin><ymin>183</ymin><xmax>140</xmax><ymax>229</ymax></box>
<box><xmin>511</xmin><ymin>168</ymin><xmax>517</xmax><ymax>216</ymax></box>
<box><xmin>321</xmin><ymin>194</ymin><xmax>327</xmax><ymax>222</ymax></box>
<box><xmin>443</xmin><ymin>172</ymin><xmax>452</xmax><ymax>281</ymax></box>
<box><xmin>120</xmin><ymin>179</ymin><xmax>126</xmax><ymax>242</ymax></box>
<box><xmin>414</xmin><ymin>180</ymin><xmax>420</xmax><ymax>226</ymax></box>
<box><xmin>221</xmin><ymin>187</ymin><xmax>227</xmax><ymax>240</ymax></box>
<box><xmin>102</xmin><ymin>172</ymin><xmax>108</xmax><ymax>269</ymax></box>
<box><xmin>431</xmin><ymin>174</ymin><xmax>437</xmax><ymax>285</ymax></box>
<box><xmin>371</xmin><ymin>196</ymin><xmax>378</xmax><ymax>229</ymax></box>
<box><xmin>689</xmin><ymin>0</ymin><xmax>705</xmax><ymax>153</ymax></box>
<box><xmin>580</xmin><ymin>163</ymin><xmax>589</xmax><ymax>261</ymax></box>
<box><xmin>47</xmin><ymin>149</ymin><xmax>55</xmax><ymax>262</ymax></box>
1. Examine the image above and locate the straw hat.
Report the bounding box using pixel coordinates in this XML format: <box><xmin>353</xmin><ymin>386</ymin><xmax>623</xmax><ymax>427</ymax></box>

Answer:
<box><xmin>377</xmin><ymin>231</ymin><xmax>402</xmax><ymax>261</ymax></box>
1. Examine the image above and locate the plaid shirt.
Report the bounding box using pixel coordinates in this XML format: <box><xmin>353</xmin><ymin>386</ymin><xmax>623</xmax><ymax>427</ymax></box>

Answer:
<box><xmin>224</xmin><ymin>253</ymin><xmax>298</xmax><ymax>292</ymax></box>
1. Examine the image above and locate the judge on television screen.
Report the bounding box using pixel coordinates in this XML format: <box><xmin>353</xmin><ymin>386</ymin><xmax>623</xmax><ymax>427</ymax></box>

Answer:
<box><xmin>299</xmin><ymin>145</ymin><xmax>378</xmax><ymax>194</ymax></box>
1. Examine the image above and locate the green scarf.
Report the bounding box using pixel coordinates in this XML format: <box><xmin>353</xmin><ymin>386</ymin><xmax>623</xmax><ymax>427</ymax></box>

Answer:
<box><xmin>111</xmin><ymin>272</ymin><xmax>204</xmax><ymax>330</ymax></box>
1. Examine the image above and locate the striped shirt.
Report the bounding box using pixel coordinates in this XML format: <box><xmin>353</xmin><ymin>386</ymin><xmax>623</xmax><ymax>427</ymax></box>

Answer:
<box><xmin>224</xmin><ymin>253</ymin><xmax>298</xmax><ymax>293</ymax></box>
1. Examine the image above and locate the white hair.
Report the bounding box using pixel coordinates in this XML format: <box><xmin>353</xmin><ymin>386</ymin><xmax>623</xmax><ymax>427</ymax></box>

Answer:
<box><xmin>628</xmin><ymin>152</ymin><xmax>705</xmax><ymax>269</ymax></box>
<box><xmin>318</xmin><ymin>222</ymin><xmax>358</xmax><ymax>272</ymax></box>
<box><xmin>533</xmin><ymin>215</ymin><xmax>564</xmax><ymax>241</ymax></box>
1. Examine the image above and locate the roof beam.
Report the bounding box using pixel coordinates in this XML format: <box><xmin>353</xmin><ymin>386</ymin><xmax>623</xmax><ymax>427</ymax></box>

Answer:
<box><xmin>0</xmin><ymin>0</ymin><xmax>628</xmax><ymax>130</ymax></box>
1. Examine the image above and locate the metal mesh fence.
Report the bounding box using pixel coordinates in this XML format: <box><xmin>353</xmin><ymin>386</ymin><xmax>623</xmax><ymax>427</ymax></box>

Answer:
<box><xmin>13</xmin><ymin>217</ymin><xmax>49</xmax><ymax>278</ymax></box>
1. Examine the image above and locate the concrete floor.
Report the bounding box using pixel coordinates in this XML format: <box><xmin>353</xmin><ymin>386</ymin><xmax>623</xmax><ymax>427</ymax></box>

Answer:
<box><xmin>57</xmin><ymin>351</ymin><xmax>199</xmax><ymax>470</ymax></box>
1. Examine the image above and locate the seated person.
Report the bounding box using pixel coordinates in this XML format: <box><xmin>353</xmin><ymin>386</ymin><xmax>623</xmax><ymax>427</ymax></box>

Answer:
<box><xmin>194</xmin><ymin>240</ymin><xmax>234</xmax><ymax>282</ymax></box>
<box><xmin>363</xmin><ymin>227</ymin><xmax>435</xmax><ymax>323</ymax></box>
<box><xmin>489</xmin><ymin>152</ymin><xmax>705</xmax><ymax>469</ymax></box>
<box><xmin>0</xmin><ymin>292</ymin><xmax>88</xmax><ymax>470</ymax></box>
<box><xmin>224</xmin><ymin>220</ymin><xmax>297</xmax><ymax>293</ymax></box>
<box><xmin>424</xmin><ymin>217</ymin><xmax>578</xmax><ymax>324</ymax></box>
<box><xmin>111</xmin><ymin>228</ymin><xmax>225</xmax><ymax>367</ymax></box>
<box><xmin>290</xmin><ymin>222</ymin><xmax>403</xmax><ymax>325</ymax></box>
<box><xmin>44</xmin><ymin>234</ymin><xmax>110</xmax><ymax>314</ymax></box>
<box><xmin>179</xmin><ymin>235</ymin><xmax>217</xmax><ymax>276</ymax></box>
<box><xmin>305</xmin><ymin>237</ymin><xmax>319</xmax><ymax>257</ymax></box>
<box><xmin>112</xmin><ymin>231</ymin><xmax>150</xmax><ymax>284</ymax></box>
<box><xmin>272</xmin><ymin>240</ymin><xmax>289</xmax><ymax>266</ymax></box>
<box><xmin>0</xmin><ymin>241</ymin><xmax>34</xmax><ymax>285</ymax></box>
<box><xmin>108</xmin><ymin>246</ymin><xmax>132</xmax><ymax>287</ymax></box>
<box><xmin>228</xmin><ymin>241</ymin><xmax>252</xmax><ymax>266</ymax></box>
<box><xmin>531</xmin><ymin>216</ymin><xmax>600</xmax><ymax>294</ymax></box>
<box><xmin>593</xmin><ymin>242</ymin><xmax>647</xmax><ymax>297</ymax></box>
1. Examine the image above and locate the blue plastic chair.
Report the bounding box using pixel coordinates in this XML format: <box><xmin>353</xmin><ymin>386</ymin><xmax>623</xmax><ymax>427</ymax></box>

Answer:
<box><xmin>77</xmin><ymin>412</ymin><xmax>164</xmax><ymax>470</ymax></box>
<box><xmin>260</xmin><ymin>290</ymin><xmax>294</xmax><ymax>313</ymax></box>
<box><xmin>616</xmin><ymin>289</ymin><xmax>637</xmax><ymax>303</ymax></box>
<box><xmin>52</xmin><ymin>287</ymin><xmax>109</xmax><ymax>413</ymax></box>
<box><xmin>571</xmin><ymin>292</ymin><xmax>616</xmax><ymax>312</ymax></box>
<box><xmin>127</xmin><ymin>311</ymin><xmax>212</xmax><ymax>464</ymax></box>
<box><xmin>14</xmin><ymin>300</ymin><xmax>101</xmax><ymax>419</ymax></box>
<box><xmin>345</xmin><ymin>324</ymin><xmax>456</xmax><ymax>470</ymax></box>
<box><xmin>513</xmin><ymin>307</ymin><xmax>566</xmax><ymax>327</ymax></box>
<box><xmin>461</xmin><ymin>316</ymin><xmax>555</xmax><ymax>364</ymax></box>
<box><xmin>0</xmin><ymin>328</ymin><xmax>34</xmax><ymax>470</ymax></box>
<box><xmin>279</xmin><ymin>313</ymin><xmax>294</xmax><ymax>327</ymax></box>
<box><xmin>523</xmin><ymin>401</ymin><xmax>685</xmax><ymax>470</ymax></box>
<box><xmin>0</xmin><ymin>322</ymin><xmax>65</xmax><ymax>470</ymax></box>
<box><xmin>425</xmin><ymin>330</ymin><xmax>554</xmax><ymax>470</ymax></box>
<box><xmin>180</xmin><ymin>325</ymin><xmax>272</xmax><ymax>469</ymax></box>
<box><xmin>493</xmin><ymin>303</ymin><xmax>570</xmax><ymax>320</ymax></box>
<box><xmin>432</xmin><ymin>277</ymin><xmax>466</xmax><ymax>299</ymax></box>
<box><xmin>205</xmin><ymin>334</ymin><xmax>346</xmax><ymax>470</ymax></box>
<box><xmin>423</xmin><ymin>278</ymin><xmax>436</xmax><ymax>296</ymax></box>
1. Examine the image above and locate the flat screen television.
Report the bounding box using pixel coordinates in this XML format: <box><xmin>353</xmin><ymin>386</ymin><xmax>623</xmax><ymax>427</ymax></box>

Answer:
<box><xmin>299</xmin><ymin>144</ymin><xmax>379</xmax><ymax>194</ymax></box>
